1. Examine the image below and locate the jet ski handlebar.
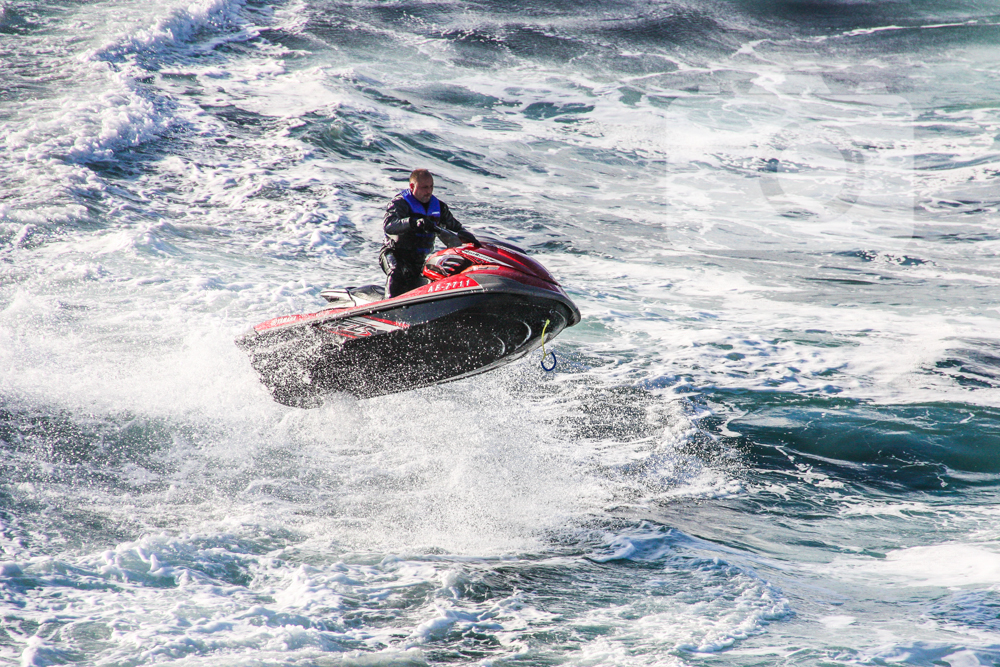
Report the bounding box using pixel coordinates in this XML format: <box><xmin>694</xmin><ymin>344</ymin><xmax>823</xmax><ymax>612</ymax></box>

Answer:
<box><xmin>437</xmin><ymin>226</ymin><xmax>529</xmax><ymax>255</ymax></box>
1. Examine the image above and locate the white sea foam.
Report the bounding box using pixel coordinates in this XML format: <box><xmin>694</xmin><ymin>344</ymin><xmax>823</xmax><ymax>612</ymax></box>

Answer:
<box><xmin>823</xmin><ymin>543</ymin><xmax>1000</xmax><ymax>589</ymax></box>
<box><xmin>0</xmin><ymin>0</ymin><xmax>261</xmax><ymax>232</ymax></box>
<box><xmin>88</xmin><ymin>0</ymin><xmax>255</xmax><ymax>63</ymax></box>
<box><xmin>0</xmin><ymin>521</ymin><xmax>790</xmax><ymax>666</ymax></box>
<box><xmin>568</xmin><ymin>529</ymin><xmax>791</xmax><ymax>662</ymax></box>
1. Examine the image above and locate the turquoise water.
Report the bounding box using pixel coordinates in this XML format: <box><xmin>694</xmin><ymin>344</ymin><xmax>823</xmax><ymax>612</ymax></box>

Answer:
<box><xmin>2</xmin><ymin>0</ymin><xmax>999</xmax><ymax>664</ymax></box>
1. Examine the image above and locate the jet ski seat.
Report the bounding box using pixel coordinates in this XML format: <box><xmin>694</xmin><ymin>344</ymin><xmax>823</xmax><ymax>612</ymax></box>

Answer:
<box><xmin>320</xmin><ymin>284</ymin><xmax>385</xmax><ymax>308</ymax></box>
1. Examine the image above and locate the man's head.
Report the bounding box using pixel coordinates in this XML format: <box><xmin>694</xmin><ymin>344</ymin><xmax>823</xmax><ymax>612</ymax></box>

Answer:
<box><xmin>408</xmin><ymin>168</ymin><xmax>434</xmax><ymax>204</ymax></box>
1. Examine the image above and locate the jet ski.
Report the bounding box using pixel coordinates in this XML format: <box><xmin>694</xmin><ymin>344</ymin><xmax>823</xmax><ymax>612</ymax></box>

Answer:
<box><xmin>236</xmin><ymin>235</ymin><xmax>581</xmax><ymax>407</ymax></box>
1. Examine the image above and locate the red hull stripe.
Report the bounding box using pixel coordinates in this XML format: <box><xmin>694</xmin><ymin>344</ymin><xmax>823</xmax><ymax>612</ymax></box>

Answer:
<box><xmin>253</xmin><ymin>275</ymin><xmax>482</xmax><ymax>333</ymax></box>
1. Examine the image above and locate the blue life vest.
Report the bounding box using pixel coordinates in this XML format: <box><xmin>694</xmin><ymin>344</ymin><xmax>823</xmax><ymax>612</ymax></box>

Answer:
<box><xmin>401</xmin><ymin>190</ymin><xmax>441</xmax><ymax>254</ymax></box>
<box><xmin>401</xmin><ymin>190</ymin><xmax>441</xmax><ymax>219</ymax></box>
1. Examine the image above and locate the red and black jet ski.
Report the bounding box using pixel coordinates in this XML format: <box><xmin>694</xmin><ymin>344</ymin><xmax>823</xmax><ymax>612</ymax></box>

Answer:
<box><xmin>236</xmin><ymin>236</ymin><xmax>581</xmax><ymax>407</ymax></box>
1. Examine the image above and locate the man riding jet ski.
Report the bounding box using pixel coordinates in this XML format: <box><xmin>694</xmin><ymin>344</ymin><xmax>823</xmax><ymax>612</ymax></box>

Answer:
<box><xmin>236</xmin><ymin>169</ymin><xmax>580</xmax><ymax>406</ymax></box>
<box><xmin>381</xmin><ymin>168</ymin><xmax>479</xmax><ymax>297</ymax></box>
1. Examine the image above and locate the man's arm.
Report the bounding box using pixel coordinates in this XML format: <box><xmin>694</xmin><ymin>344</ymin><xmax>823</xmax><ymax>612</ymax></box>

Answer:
<box><xmin>383</xmin><ymin>196</ymin><xmax>412</xmax><ymax>236</ymax></box>
<box><xmin>436</xmin><ymin>203</ymin><xmax>478</xmax><ymax>245</ymax></box>
<box><xmin>436</xmin><ymin>202</ymin><xmax>462</xmax><ymax>232</ymax></box>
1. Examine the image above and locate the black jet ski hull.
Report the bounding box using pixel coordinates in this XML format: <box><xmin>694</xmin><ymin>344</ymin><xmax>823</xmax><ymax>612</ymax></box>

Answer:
<box><xmin>237</xmin><ymin>291</ymin><xmax>574</xmax><ymax>406</ymax></box>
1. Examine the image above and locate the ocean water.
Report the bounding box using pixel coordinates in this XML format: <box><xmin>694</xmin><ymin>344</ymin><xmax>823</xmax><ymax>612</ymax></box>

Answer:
<box><xmin>2</xmin><ymin>0</ymin><xmax>1000</xmax><ymax>664</ymax></box>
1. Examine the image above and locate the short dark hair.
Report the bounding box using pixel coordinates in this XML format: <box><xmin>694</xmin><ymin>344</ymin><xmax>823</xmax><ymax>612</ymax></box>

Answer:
<box><xmin>409</xmin><ymin>168</ymin><xmax>434</xmax><ymax>184</ymax></box>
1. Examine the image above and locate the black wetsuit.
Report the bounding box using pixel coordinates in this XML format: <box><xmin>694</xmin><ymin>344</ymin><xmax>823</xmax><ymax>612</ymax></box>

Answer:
<box><xmin>380</xmin><ymin>190</ymin><xmax>475</xmax><ymax>298</ymax></box>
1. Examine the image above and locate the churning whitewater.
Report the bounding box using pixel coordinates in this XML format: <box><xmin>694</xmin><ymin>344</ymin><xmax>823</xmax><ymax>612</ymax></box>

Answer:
<box><xmin>2</xmin><ymin>0</ymin><xmax>1000</xmax><ymax>665</ymax></box>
